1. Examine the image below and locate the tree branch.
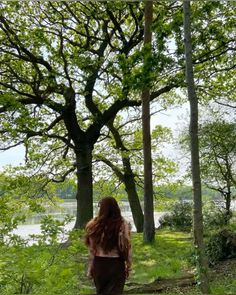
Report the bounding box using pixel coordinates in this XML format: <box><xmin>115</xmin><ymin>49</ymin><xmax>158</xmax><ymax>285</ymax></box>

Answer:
<box><xmin>95</xmin><ymin>156</ymin><xmax>124</xmax><ymax>181</ymax></box>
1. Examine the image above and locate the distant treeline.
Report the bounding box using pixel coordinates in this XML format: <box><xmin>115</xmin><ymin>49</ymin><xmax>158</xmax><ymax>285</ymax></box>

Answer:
<box><xmin>56</xmin><ymin>181</ymin><xmax>220</xmax><ymax>201</ymax></box>
<box><xmin>0</xmin><ymin>173</ymin><xmax>221</xmax><ymax>201</ymax></box>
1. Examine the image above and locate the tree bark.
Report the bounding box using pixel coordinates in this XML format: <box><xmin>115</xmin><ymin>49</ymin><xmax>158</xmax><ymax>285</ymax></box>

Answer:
<box><xmin>183</xmin><ymin>1</ymin><xmax>210</xmax><ymax>293</ymax></box>
<box><xmin>123</xmin><ymin>159</ymin><xmax>144</xmax><ymax>232</ymax></box>
<box><xmin>62</xmin><ymin>88</ymin><xmax>94</xmax><ymax>229</ymax></box>
<box><xmin>74</xmin><ymin>146</ymin><xmax>93</xmax><ymax>228</ymax></box>
<box><xmin>142</xmin><ymin>0</ymin><xmax>155</xmax><ymax>243</ymax></box>
<box><xmin>224</xmin><ymin>189</ymin><xmax>231</xmax><ymax>223</ymax></box>
<box><xmin>107</xmin><ymin>121</ymin><xmax>144</xmax><ymax>232</ymax></box>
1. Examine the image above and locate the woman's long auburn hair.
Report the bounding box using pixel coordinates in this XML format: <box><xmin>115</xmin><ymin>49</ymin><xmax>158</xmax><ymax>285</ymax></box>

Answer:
<box><xmin>85</xmin><ymin>196</ymin><xmax>123</xmax><ymax>253</ymax></box>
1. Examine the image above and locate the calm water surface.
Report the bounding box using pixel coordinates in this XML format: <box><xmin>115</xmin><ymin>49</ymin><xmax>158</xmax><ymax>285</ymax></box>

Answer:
<box><xmin>13</xmin><ymin>199</ymin><xmax>236</xmax><ymax>241</ymax></box>
<box><xmin>13</xmin><ymin>200</ymin><xmax>167</xmax><ymax>240</ymax></box>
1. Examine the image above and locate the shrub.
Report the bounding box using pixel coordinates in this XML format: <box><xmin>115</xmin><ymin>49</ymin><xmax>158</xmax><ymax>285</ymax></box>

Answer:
<box><xmin>203</xmin><ymin>201</ymin><xmax>232</xmax><ymax>229</ymax></box>
<box><xmin>206</xmin><ymin>228</ymin><xmax>236</xmax><ymax>266</ymax></box>
<box><xmin>159</xmin><ymin>201</ymin><xmax>192</xmax><ymax>231</ymax></box>
<box><xmin>0</xmin><ymin>215</ymin><xmax>87</xmax><ymax>295</ymax></box>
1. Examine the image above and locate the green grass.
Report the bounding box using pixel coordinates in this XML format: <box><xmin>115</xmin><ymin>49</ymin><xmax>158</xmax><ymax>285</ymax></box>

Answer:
<box><xmin>1</xmin><ymin>229</ymin><xmax>235</xmax><ymax>294</ymax></box>
<box><xmin>131</xmin><ymin>230</ymin><xmax>192</xmax><ymax>284</ymax></box>
<box><xmin>74</xmin><ymin>230</ymin><xmax>195</xmax><ymax>294</ymax></box>
<box><xmin>127</xmin><ymin>229</ymin><xmax>236</xmax><ymax>294</ymax></box>
<box><xmin>76</xmin><ymin>229</ymin><xmax>236</xmax><ymax>294</ymax></box>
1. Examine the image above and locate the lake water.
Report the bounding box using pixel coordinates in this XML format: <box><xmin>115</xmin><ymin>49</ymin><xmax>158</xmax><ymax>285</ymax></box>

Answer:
<box><xmin>12</xmin><ymin>199</ymin><xmax>236</xmax><ymax>242</ymax></box>
<box><xmin>13</xmin><ymin>200</ymin><xmax>167</xmax><ymax>241</ymax></box>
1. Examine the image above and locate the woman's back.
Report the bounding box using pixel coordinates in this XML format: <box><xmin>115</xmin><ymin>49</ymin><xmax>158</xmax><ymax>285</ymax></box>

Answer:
<box><xmin>85</xmin><ymin>197</ymin><xmax>132</xmax><ymax>295</ymax></box>
<box><xmin>86</xmin><ymin>217</ymin><xmax>131</xmax><ymax>258</ymax></box>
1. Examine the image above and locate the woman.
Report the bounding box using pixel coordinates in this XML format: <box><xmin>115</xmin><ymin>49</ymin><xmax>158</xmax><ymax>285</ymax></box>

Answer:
<box><xmin>85</xmin><ymin>196</ymin><xmax>132</xmax><ymax>295</ymax></box>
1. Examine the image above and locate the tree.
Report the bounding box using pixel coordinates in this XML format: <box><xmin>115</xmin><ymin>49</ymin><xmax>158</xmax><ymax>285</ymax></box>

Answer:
<box><xmin>199</xmin><ymin>120</ymin><xmax>236</xmax><ymax>221</ymax></box>
<box><xmin>2</xmin><ymin>1</ymin><xmax>233</xmax><ymax>232</ymax></box>
<box><xmin>189</xmin><ymin>1</ymin><xmax>236</xmax><ymax>109</ymax></box>
<box><xmin>0</xmin><ymin>1</ymin><xmax>181</xmax><ymax>229</ymax></box>
<box><xmin>183</xmin><ymin>0</ymin><xmax>210</xmax><ymax>293</ymax></box>
<box><xmin>142</xmin><ymin>0</ymin><xmax>155</xmax><ymax>243</ymax></box>
<box><xmin>0</xmin><ymin>2</ymin><xmax>145</xmax><ymax>228</ymax></box>
<box><xmin>169</xmin><ymin>1</ymin><xmax>236</xmax><ymax>111</ymax></box>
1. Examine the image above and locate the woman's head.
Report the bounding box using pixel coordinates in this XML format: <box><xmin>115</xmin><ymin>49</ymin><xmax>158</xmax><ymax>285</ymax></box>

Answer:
<box><xmin>97</xmin><ymin>196</ymin><xmax>121</xmax><ymax>220</ymax></box>
<box><xmin>85</xmin><ymin>196</ymin><xmax>123</xmax><ymax>253</ymax></box>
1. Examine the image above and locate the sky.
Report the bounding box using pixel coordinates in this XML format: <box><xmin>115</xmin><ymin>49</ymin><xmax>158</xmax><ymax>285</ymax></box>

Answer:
<box><xmin>0</xmin><ymin>103</ymin><xmax>190</xmax><ymax>170</ymax></box>
<box><xmin>0</xmin><ymin>145</ymin><xmax>25</xmax><ymax>169</ymax></box>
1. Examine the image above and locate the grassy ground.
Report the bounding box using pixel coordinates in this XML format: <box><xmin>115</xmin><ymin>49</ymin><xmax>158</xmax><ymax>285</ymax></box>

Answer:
<box><xmin>159</xmin><ymin>257</ymin><xmax>236</xmax><ymax>295</ymax></box>
<box><xmin>81</xmin><ymin>230</ymin><xmax>193</xmax><ymax>294</ymax></box>
<box><xmin>83</xmin><ymin>229</ymin><xmax>236</xmax><ymax>294</ymax></box>
<box><xmin>1</xmin><ymin>228</ymin><xmax>235</xmax><ymax>294</ymax></box>
<box><xmin>131</xmin><ymin>230</ymin><xmax>192</xmax><ymax>283</ymax></box>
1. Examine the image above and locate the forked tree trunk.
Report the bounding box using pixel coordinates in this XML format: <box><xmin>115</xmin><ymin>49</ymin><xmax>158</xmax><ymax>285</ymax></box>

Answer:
<box><xmin>142</xmin><ymin>0</ymin><xmax>155</xmax><ymax>243</ymax></box>
<box><xmin>183</xmin><ymin>1</ymin><xmax>210</xmax><ymax>293</ymax></box>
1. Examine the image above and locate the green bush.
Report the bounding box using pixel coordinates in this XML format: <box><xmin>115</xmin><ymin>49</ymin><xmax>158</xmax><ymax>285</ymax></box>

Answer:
<box><xmin>159</xmin><ymin>200</ymin><xmax>233</xmax><ymax>233</ymax></box>
<box><xmin>206</xmin><ymin>228</ymin><xmax>236</xmax><ymax>266</ymax></box>
<box><xmin>203</xmin><ymin>201</ymin><xmax>232</xmax><ymax>229</ymax></box>
<box><xmin>159</xmin><ymin>201</ymin><xmax>192</xmax><ymax>231</ymax></box>
<box><xmin>0</xmin><ymin>216</ymin><xmax>87</xmax><ymax>295</ymax></box>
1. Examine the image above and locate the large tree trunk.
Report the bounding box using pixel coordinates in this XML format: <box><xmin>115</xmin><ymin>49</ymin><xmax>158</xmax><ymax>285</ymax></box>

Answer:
<box><xmin>62</xmin><ymin>88</ymin><xmax>94</xmax><ymax>229</ymax></box>
<box><xmin>183</xmin><ymin>1</ymin><xmax>210</xmax><ymax>293</ymax></box>
<box><xmin>142</xmin><ymin>0</ymin><xmax>155</xmax><ymax>243</ymax></box>
<box><xmin>74</xmin><ymin>146</ymin><xmax>93</xmax><ymax>228</ymax></box>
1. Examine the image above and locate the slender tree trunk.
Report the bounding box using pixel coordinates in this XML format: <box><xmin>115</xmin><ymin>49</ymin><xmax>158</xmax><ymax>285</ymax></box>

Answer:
<box><xmin>225</xmin><ymin>193</ymin><xmax>231</xmax><ymax>216</ymax></box>
<box><xmin>225</xmin><ymin>185</ymin><xmax>231</xmax><ymax>223</ymax></box>
<box><xmin>107</xmin><ymin>121</ymin><xmax>144</xmax><ymax>232</ymax></box>
<box><xmin>123</xmin><ymin>159</ymin><xmax>144</xmax><ymax>232</ymax></box>
<box><xmin>142</xmin><ymin>0</ymin><xmax>155</xmax><ymax>243</ymax></box>
<box><xmin>183</xmin><ymin>1</ymin><xmax>210</xmax><ymax>293</ymax></box>
<box><xmin>124</xmin><ymin>180</ymin><xmax>144</xmax><ymax>233</ymax></box>
<box><xmin>74</xmin><ymin>146</ymin><xmax>93</xmax><ymax>228</ymax></box>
